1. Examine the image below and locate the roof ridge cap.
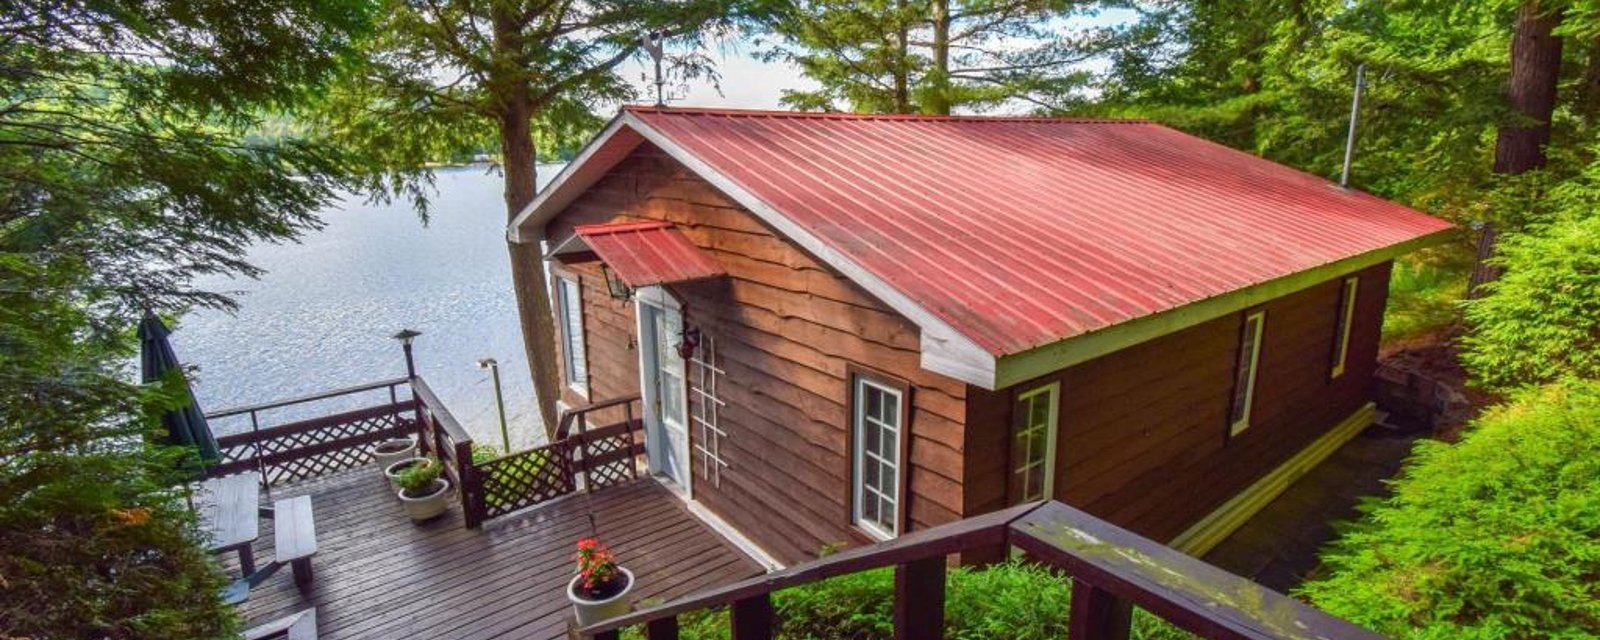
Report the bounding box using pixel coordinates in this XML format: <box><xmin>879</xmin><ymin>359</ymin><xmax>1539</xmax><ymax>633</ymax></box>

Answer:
<box><xmin>623</xmin><ymin>105</ymin><xmax>1148</xmax><ymax>125</ymax></box>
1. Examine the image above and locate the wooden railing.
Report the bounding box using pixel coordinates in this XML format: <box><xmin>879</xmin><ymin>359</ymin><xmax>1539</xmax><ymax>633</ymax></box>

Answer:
<box><xmin>411</xmin><ymin>376</ymin><xmax>477</xmax><ymax>525</ymax></box>
<box><xmin>208</xmin><ymin>378</ymin><xmax>416</xmax><ymax>486</ymax></box>
<box><xmin>580</xmin><ymin>501</ymin><xmax>1384</xmax><ymax>640</ymax></box>
<box><xmin>464</xmin><ymin>395</ymin><xmax>645</xmax><ymax>527</ymax></box>
<box><xmin>207</xmin><ymin>377</ymin><xmax>474</xmax><ymax>502</ymax></box>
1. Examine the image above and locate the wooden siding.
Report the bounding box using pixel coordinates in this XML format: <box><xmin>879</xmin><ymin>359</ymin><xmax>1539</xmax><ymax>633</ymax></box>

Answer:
<box><xmin>963</xmin><ymin>263</ymin><xmax>1392</xmax><ymax>543</ymax></box>
<box><xmin>544</xmin><ymin>146</ymin><xmax>969</xmax><ymax>565</ymax></box>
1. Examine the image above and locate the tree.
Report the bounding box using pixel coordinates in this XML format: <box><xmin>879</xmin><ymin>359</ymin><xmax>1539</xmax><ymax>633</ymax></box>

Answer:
<box><xmin>762</xmin><ymin>0</ymin><xmax>1129</xmax><ymax>114</ymax></box>
<box><xmin>1461</xmin><ymin>215</ymin><xmax>1600</xmax><ymax>391</ymax></box>
<box><xmin>1469</xmin><ymin>0</ymin><xmax>1566</xmax><ymax>294</ymax></box>
<box><xmin>0</xmin><ymin>0</ymin><xmax>374</xmax><ymax>636</ymax></box>
<box><xmin>324</xmin><ymin>0</ymin><xmax>747</xmax><ymax>436</ymax></box>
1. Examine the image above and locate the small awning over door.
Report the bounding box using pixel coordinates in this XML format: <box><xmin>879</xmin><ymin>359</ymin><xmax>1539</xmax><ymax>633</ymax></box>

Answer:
<box><xmin>555</xmin><ymin>220</ymin><xmax>727</xmax><ymax>287</ymax></box>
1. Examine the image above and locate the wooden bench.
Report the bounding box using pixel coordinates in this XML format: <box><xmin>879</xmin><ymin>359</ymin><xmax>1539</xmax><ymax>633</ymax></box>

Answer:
<box><xmin>200</xmin><ymin>473</ymin><xmax>260</xmax><ymax>575</ymax></box>
<box><xmin>243</xmin><ymin>608</ymin><xmax>316</xmax><ymax>640</ymax></box>
<box><xmin>274</xmin><ymin>495</ymin><xmax>317</xmax><ymax>588</ymax></box>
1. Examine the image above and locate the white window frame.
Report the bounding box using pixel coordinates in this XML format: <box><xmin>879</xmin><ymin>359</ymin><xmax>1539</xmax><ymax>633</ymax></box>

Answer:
<box><xmin>1330</xmin><ymin>276</ymin><xmax>1360</xmax><ymax>379</ymax></box>
<box><xmin>556</xmin><ymin>275</ymin><xmax>588</xmax><ymax>397</ymax></box>
<box><xmin>1229</xmin><ymin>310</ymin><xmax>1266</xmax><ymax>437</ymax></box>
<box><xmin>1012</xmin><ymin>382</ymin><xmax>1060</xmax><ymax>503</ymax></box>
<box><xmin>852</xmin><ymin>375</ymin><xmax>904</xmax><ymax>541</ymax></box>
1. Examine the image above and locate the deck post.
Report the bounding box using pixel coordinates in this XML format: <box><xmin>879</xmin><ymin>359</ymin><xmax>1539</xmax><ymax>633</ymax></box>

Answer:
<box><xmin>730</xmin><ymin>593</ymin><xmax>773</xmax><ymax>640</ymax></box>
<box><xmin>1068</xmin><ymin>580</ymin><xmax>1132</xmax><ymax>640</ymax></box>
<box><xmin>645</xmin><ymin>616</ymin><xmax>680</xmax><ymax>640</ymax></box>
<box><xmin>894</xmin><ymin>556</ymin><xmax>946</xmax><ymax>640</ymax></box>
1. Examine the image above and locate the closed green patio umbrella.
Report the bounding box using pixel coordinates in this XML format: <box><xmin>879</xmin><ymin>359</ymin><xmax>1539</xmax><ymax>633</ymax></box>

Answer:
<box><xmin>139</xmin><ymin>311</ymin><xmax>221</xmax><ymax>476</ymax></box>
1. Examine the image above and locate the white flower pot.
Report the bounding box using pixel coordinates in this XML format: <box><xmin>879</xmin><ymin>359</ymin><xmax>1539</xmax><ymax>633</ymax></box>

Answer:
<box><xmin>372</xmin><ymin>437</ymin><xmax>418</xmax><ymax>473</ymax></box>
<box><xmin>385</xmin><ymin>458</ymin><xmax>426</xmax><ymax>496</ymax></box>
<box><xmin>568</xmin><ymin>567</ymin><xmax>634</xmax><ymax>629</ymax></box>
<box><xmin>397</xmin><ymin>478</ymin><xmax>451</xmax><ymax>522</ymax></box>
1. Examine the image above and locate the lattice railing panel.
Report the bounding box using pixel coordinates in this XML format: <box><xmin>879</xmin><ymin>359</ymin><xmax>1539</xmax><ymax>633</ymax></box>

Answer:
<box><xmin>214</xmin><ymin>404</ymin><xmax>412</xmax><ymax>486</ymax></box>
<box><xmin>576</xmin><ymin>422</ymin><xmax>641</xmax><ymax>491</ymax></box>
<box><xmin>478</xmin><ymin>443</ymin><xmax>576</xmax><ymax>519</ymax></box>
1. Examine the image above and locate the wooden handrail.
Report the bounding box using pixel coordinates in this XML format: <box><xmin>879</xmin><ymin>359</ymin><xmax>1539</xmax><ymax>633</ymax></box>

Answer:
<box><xmin>206</xmin><ymin>377</ymin><xmax>410</xmax><ymax>419</ymax></box>
<box><xmin>581</xmin><ymin>501</ymin><xmax>1384</xmax><ymax>640</ymax></box>
<box><xmin>555</xmin><ymin>393</ymin><xmax>642</xmax><ymax>440</ymax></box>
<box><xmin>410</xmin><ymin>376</ymin><xmax>472</xmax><ymax>445</ymax></box>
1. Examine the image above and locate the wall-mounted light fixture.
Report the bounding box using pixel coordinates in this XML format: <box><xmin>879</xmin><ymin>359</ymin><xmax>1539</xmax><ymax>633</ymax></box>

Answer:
<box><xmin>600</xmin><ymin>264</ymin><xmax>632</xmax><ymax>300</ymax></box>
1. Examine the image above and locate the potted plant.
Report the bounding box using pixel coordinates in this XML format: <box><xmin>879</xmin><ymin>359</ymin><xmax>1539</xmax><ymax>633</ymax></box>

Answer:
<box><xmin>567</xmin><ymin>538</ymin><xmax>634</xmax><ymax>627</ymax></box>
<box><xmin>384</xmin><ymin>457</ymin><xmax>426</xmax><ymax>494</ymax></box>
<box><xmin>395</xmin><ymin>456</ymin><xmax>450</xmax><ymax>522</ymax></box>
<box><xmin>372</xmin><ymin>436</ymin><xmax>417</xmax><ymax>473</ymax></box>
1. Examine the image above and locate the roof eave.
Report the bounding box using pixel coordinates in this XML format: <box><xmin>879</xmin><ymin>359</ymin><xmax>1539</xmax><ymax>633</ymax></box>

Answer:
<box><xmin>988</xmin><ymin>228</ymin><xmax>1456</xmax><ymax>390</ymax></box>
<box><xmin>507</xmin><ymin>113</ymin><xmax>641</xmax><ymax>244</ymax></box>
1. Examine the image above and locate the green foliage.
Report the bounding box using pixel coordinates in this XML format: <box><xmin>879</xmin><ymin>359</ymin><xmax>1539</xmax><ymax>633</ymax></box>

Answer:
<box><xmin>1299</xmin><ymin>380</ymin><xmax>1600</xmax><ymax>638</ymax></box>
<box><xmin>623</xmin><ymin>560</ymin><xmax>1195</xmax><ymax>639</ymax></box>
<box><xmin>319</xmin><ymin>0</ymin><xmax>751</xmax><ymax>212</ymax></box>
<box><xmin>397</xmin><ymin>456</ymin><xmax>443</xmax><ymax>495</ymax></box>
<box><xmin>1382</xmin><ymin>246</ymin><xmax>1472</xmax><ymax>344</ymax></box>
<box><xmin>1</xmin><ymin>1</ymin><xmax>373</xmax><ymax>636</ymax></box>
<box><xmin>760</xmin><ymin>0</ymin><xmax>1132</xmax><ymax>114</ymax></box>
<box><xmin>1461</xmin><ymin>215</ymin><xmax>1600</xmax><ymax>392</ymax></box>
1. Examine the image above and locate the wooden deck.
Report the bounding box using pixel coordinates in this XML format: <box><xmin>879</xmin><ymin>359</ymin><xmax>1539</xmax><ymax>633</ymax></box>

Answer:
<box><xmin>234</xmin><ymin>470</ymin><xmax>765</xmax><ymax>639</ymax></box>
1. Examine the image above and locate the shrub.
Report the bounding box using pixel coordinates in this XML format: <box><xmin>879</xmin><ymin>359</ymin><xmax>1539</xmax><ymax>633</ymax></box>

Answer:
<box><xmin>626</xmin><ymin>560</ymin><xmax>1194</xmax><ymax>640</ymax></box>
<box><xmin>1298</xmin><ymin>380</ymin><xmax>1600</xmax><ymax>638</ymax></box>
<box><xmin>1461</xmin><ymin>216</ymin><xmax>1600</xmax><ymax>392</ymax></box>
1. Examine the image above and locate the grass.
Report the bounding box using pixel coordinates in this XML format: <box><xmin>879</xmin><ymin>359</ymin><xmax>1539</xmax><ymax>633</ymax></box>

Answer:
<box><xmin>1382</xmin><ymin>245</ymin><xmax>1472</xmax><ymax>348</ymax></box>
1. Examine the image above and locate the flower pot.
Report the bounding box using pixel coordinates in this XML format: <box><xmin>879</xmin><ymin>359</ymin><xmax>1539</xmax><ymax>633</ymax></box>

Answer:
<box><xmin>372</xmin><ymin>437</ymin><xmax>418</xmax><ymax>473</ymax></box>
<box><xmin>397</xmin><ymin>478</ymin><xmax>451</xmax><ymax>522</ymax></box>
<box><xmin>567</xmin><ymin>567</ymin><xmax>634</xmax><ymax>628</ymax></box>
<box><xmin>384</xmin><ymin>458</ymin><xmax>426</xmax><ymax>495</ymax></box>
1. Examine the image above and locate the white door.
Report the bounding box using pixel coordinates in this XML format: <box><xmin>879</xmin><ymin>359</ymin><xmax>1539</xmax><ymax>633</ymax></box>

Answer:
<box><xmin>637</xmin><ymin>290</ymin><xmax>691</xmax><ymax>493</ymax></box>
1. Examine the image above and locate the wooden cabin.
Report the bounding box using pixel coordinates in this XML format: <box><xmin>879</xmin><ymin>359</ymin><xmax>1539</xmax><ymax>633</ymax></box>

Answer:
<box><xmin>509</xmin><ymin>107</ymin><xmax>1453</xmax><ymax>567</ymax></box>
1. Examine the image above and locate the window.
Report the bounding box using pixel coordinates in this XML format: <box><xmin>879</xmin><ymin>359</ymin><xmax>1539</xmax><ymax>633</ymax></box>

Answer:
<box><xmin>690</xmin><ymin>334</ymin><xmax>728</xmax><ymax>487</ymax></box>
<box><xmin>1229</xmin><ymin>310</ymin><xmax>1266</xmax><ymax>436</ymax></box>
<box><xmin>852</xmin><ymin>375</ymin><xmax>904</xmax><ymax>540</ymax></box>
<box><xmin>1330</xmin><ymin>277</ymin><xmax>1359</xmax><ymax>378</ymax></box>
<box><xmin>1010</xmin><ymin>383</ymin><xmax>1060</xmax><ymax>504</ymax></box>
<box><xmin>556</xmin><ymin>276</ymin><xmax>587</xmax><ymax>394</ymax></box>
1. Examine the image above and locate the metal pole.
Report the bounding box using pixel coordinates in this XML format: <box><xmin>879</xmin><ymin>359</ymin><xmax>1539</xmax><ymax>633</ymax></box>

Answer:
<box><xmin>1340</xmin><ymin>63</ymin><xmax>1367</xmax><ymax>188</ymax></box>
<box><xmin>491</xmin><ymin>362</ymin><xmax>510</xmax><ymax>452</ymax></box>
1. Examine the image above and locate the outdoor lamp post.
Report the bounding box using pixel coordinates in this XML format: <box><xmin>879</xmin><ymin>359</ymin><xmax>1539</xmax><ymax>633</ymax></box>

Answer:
<box><xmin>393</xmin><ymin>328</ymin><xmax>422</xmax><ymax>379</ymax></box>
<box><xmin>478</xmin><ymin>357</ymin><xmax>511</xmax><ymax>453</ymax></box>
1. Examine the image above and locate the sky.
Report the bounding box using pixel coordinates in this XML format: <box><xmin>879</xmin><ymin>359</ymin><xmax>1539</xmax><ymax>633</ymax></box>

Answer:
<box><xmin>620</xmin><ymin>8</ymin><xmax>1139</xmax><ymax>112</ymax></box>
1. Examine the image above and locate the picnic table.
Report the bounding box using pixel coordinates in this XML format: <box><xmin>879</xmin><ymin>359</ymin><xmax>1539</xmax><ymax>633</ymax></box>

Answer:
<box><xmin>198</xmin><ymin>473</ymin><xmax>319</xmax><ymax>602</ymax></box>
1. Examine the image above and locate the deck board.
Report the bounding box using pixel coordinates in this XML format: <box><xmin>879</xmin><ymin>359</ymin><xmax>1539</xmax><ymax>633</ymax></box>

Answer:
<box><xmin>233</xmin><ymin>469</ymin><xmax>764</xmax><ymax>639</ymax></box>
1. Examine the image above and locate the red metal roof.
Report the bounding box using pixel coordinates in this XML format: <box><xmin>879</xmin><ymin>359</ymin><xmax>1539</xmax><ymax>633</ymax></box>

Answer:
<box><xmin>573</xmin><ymin>220</ymin><xmax>727</xmax><ymax>288</ymax></box>
<box><xmin>620</xmin><ymin>106</ymin><xmax>1454</xmax><ymax>357</ymax></box>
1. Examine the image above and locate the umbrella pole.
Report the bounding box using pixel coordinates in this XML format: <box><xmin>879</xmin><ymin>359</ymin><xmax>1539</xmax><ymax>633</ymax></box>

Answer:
<box><xmin>250</xmin><ymin>410</ymin><xmax>271</xmax><ymax>501</ymax></box>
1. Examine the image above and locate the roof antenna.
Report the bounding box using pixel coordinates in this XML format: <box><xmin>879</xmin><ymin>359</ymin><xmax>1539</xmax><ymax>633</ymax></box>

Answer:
<box><xmin>641</xmin><ymin>30</ymin><xmax>667</xmax><ymax>108</ymax></box>
<box><xmin>1339</xmin><ymin>63</ymin><xmax>1367</xmax><ymax>188</ymax></box>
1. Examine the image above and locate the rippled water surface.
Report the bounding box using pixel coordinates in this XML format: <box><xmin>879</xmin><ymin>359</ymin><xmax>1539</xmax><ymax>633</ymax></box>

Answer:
<box><xmin>180</xmin><ymin>165</ymin><xmax>564</xmax><ymax>449</ymax></box>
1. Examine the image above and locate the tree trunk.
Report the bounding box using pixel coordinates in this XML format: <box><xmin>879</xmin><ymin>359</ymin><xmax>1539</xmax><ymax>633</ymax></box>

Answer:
<box><xmin>493</xmin><ymin>9</ymin><xmax>562</xmax><ymax>440</ymax></box>
<box><xmin>926</xmin><ymin>0</ymin><xmax>951</xmax><ymax>115</ymax></box>
<box><xmin>1471</xmin><ymin>0</ymin><xmax>1564</xmax><ymax>295</ymax></box>
<box><xmin>893</xmin><ymin>0</ymin><xmax>910</xmax><ymax>113</ymax></box>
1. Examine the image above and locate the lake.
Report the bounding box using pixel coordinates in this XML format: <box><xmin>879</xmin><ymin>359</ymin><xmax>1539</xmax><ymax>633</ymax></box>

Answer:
<box><xmin>180</xmin><ymin>164</ymin><xmax>566</xmax><ymax>449</ymax></box>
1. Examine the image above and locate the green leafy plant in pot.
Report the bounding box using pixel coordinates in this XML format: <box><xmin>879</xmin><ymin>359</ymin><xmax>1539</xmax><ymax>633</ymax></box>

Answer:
<box><xmin>395</xmin><ymin>456</ymin><xmax>450</xmax><ymax>522</ymax></box>
<box><xmin>567</xmin><ymin>538</ymin><xmax>634</xmax><ymax>627</ymax></box>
